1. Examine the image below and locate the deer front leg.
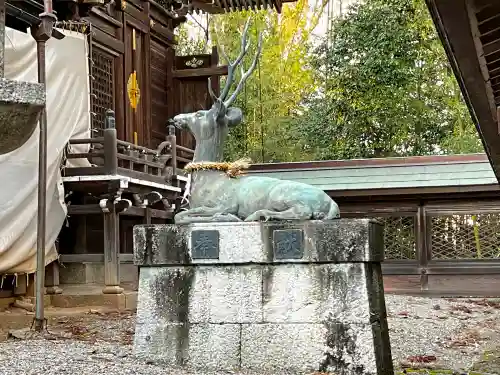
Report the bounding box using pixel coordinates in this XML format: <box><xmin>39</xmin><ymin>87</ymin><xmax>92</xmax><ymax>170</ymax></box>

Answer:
<box><xmin>174</xmin><ymin>205</ymin><xmax>242</xmax><ymax>224</ymax></box>
<box><xmin>244</xmin><ymin>206</ymin><xmax>313</xmax><ymax>222</ymax></box>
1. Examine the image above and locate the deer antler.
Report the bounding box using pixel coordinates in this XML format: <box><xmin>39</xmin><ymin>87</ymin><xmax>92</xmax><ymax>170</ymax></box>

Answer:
<box><xmin>224</xmin><ymin>32</ymin><xmax>262</xmax><ymax>108</ymax></box>
<box><xmin>207</xmin><ymin>17</ymin><xmax>263</xmax><ymax>108</ymax></box>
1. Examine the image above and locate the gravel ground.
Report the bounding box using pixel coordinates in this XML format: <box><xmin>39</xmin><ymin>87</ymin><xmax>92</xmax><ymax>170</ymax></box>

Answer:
<box><xmin>385</xmin><ymin>295</ymin><xmax>500</xmax><ymax>372</ymax></box>
<box><xmin>0</xmin><ymin>295</ymin><xmax>499</xmax><ymax>374</ymax></box>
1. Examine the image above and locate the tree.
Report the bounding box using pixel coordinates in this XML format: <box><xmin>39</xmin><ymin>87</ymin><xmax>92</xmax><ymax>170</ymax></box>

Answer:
<box><xmin>176</xmin><ymin>0</ymin><xmax>483</xmax><ymax>162</ymax></box>
<box><xmin>174</xmin><ymin>19</ymin><xmax>210</xmax><ymax>56</ymax></box>
<box><xmin>177</xmin><ymin>0</ymin><xmax>327</xmax><ymax>162</ymax></box>
<box><xmin>296</xmin><ymin>0</ymin><xmax>483</xmax><ymax>159</ymax></box>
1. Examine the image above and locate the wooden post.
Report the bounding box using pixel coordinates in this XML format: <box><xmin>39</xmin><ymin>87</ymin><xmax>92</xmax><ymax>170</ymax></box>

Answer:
<box><xmin>45</xmin><ymin>260</ymin><xmax>62</xmax><ymax>294</ymax></box>
<box><xmin>144</xmin><ymin>207</ymin><xmax>152</xmax><ymax>225</ymax></box>
<box><xmin>167</xmin><ymin>124</ymin><xmax>178</xmax><ymax>186</ymax></box>
<box><xmin>166</xmin><ymin>124</ymin><xmax>180</xmax><ymax>213</ymax></box>
<box><xmin>102</xmin><ymin>203</ymin><xmax>123</xmax><ymax>294</ymax></box>
<box><xmin>140</xmin><ymin>151</ymin><xmax>148</xmax><ymax>174</ymax></box>
<box><xmin>416</xmin><ymin>205</ymin><xmax>429</xmax><ymax>291</ymax></box>
<box><xmin>209</xmin><ymin>46</ymin><xmax>221</xmax><ymax>105</ymax></box>
<box><xmin>103</xmin><ymin>109</ymin><xmax>118</xmax><ymax>175</ymax></box>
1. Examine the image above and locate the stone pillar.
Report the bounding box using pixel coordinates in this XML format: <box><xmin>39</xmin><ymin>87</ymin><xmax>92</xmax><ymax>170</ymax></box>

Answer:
<box><xmin>133</xmin><ymin>219</ymin><xmax>394</xmax><ymax>375</ymax></box>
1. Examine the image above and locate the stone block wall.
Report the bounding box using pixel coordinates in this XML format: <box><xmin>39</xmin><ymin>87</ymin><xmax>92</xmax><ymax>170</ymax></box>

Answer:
<box><xmin>133</xmin><ymin>220</ymin><xmax>394</xmax><ymax>375</ymax></box>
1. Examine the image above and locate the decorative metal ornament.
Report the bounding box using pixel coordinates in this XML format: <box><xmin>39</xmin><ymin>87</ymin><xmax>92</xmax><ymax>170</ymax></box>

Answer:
<box><xmin>127</xmin><ymin>71</ymin><xmax>140</xmax><ymax>110</ymax></box>
<box><xmin>185</xmin><ymin>57</ymin><xmax>203</xmax><ymax>68</ymax></box>
<box><xmin>191</xmin><ymin>230</ymin><xmax>220</xmax><ymax>259</ymax></box>
<box><xmin>273</xmin><ymin>229</ymin><xmax>304</xmax><ymax>259</ymax></box>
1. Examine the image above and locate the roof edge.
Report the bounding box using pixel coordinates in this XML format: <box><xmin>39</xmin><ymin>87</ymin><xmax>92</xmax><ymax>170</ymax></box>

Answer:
<box><xmin>249</xmin><ymin>153</ymin><xmax>489</xmax><ymax>172</ymax></box>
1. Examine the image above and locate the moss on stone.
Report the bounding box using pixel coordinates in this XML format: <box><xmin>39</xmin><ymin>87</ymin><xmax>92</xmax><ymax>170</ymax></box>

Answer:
<box><xmin>468</xmin><ymin>346</ymin><xmax>500</xmax><ymax>375</ymax></box>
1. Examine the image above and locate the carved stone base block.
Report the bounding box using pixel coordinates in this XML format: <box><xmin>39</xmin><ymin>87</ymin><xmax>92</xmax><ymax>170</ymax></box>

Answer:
<box><xmin>133</xmin><ymin>220</ymin><xmax>394</xmax><ymax>375</ymax></box>
<box><xmin>0</xmin><ymin>78</ymin><xmax>45</xmax><ymax>154</ymax></box>
<box><xmin>102</xmin><ymin>285</ymin><xmax>124</xmax><ymax>294</ymax></box>
<box><xmin>45</xmin><ymin>286</ymin><xmax>63</xmax><ymax>295</ymax></box>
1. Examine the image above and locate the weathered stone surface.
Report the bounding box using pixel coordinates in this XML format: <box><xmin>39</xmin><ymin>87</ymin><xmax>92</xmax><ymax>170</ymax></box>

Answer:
<box><xmin>133</xmin><ymin>219</ymin><xmax>393</xmax><ymax>374</ymax></box>
<box><xmin>240</xmin><ymin>322</ymin><xmax>377</xmax><ymax>375</ymax></box>
<box><xmin>136</xmin><ymin>263</ymin><xmax>381</xmax><ymax>326</ymax></box>
<box><xmin>134</xmin><ymin>322</ymin><xmax>241</xmax><ymax>369</ymax></box>
<box><xmin>262</xmin><ymin>263</ymin><xmax>371</xmax><ymax>324</ymax></box>
<box><xmin>136</xmin><ymin>266</ymin><xmax>262</xmax><ymax>324</ymax></box>
<box><xmin>133</xmin><ymin>219</ymin><xmax>384</xmax><ymax>265</ymax></box>
<box><xmin>364</xmin><ymin>263</ymin><xmax>393</xmax><ymax>374</ymax></box>
<box><xmin>0</xmin><ymin>78</ymin><xmax>45</xmax><ymax>154</ymax></box>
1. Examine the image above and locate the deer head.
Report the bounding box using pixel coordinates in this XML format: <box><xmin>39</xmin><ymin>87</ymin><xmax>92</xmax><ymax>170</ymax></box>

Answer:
<box><xmin>173</xmin><ymin>18</ymin><xmax>263</xmax><ymax>162</ymax></box>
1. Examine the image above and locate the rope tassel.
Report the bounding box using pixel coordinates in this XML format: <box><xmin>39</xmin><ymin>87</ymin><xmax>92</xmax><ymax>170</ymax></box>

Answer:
<box><xmin>184</xmin><ymin>158</ymin><xmax>252</xmax><ymax>178</ymax></box>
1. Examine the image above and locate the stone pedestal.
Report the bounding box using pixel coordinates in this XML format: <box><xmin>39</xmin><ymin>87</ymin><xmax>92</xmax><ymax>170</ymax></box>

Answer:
<box><xmin>0</xmin><ymin>78</ymin><xmax>45</xmax><ymax>154</ymax></box>
<box><xmin>133</xmin><ymin>219</ymin><xmax>394</xmax><ymax>375</ymax></box>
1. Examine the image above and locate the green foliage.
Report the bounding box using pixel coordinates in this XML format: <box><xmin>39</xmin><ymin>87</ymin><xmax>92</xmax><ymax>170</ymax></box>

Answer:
<box><xmin>299</xmin><ymin>0</ymin><xmax>483</xmax><ymax>159</ymax></box>
<box><xmin>176</xmin><ymin>0</ymin><xmax>483</xmax><ymax>162</ymax></box>
<box><xmin>176</xmin><ymin>0</ymin><xmax>326</xmax><ymax>162</ymax></box>
<box><xmin>174</xmin><ymin>20</ymin><xmax>210</xmax><ymax>56</ymax></box>
<box><xmin>207</xmin><ymin>1</ymin><xmax>327</xmax><ymax>162</ymax></box>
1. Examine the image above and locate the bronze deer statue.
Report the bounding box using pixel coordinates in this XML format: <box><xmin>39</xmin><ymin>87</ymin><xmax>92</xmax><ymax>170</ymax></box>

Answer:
<box><xmin>172</xmin><ymin>19</ymin><xmax>340</xmax><ymax>224</ymax></box>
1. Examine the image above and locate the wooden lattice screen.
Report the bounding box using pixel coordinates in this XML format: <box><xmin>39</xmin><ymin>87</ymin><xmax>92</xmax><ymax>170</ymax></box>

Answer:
<box><xmin>357</xmin><ymin>212</ymin><xmax>500</xmax><ymax>261</ymax></box>
<box><xmin>376</xmin><ymin>216</ymin><xmax>417</xmax><ymax>260</ymax></box>
<box><xmin>430</xmin><ymin>213</ymin><xmax>500</xmax><ymax>259</ymax></box>
<box><xmin>91</xmin><ymin>47</ymin><xmax>115</xmax><ymax>134</ymax></box>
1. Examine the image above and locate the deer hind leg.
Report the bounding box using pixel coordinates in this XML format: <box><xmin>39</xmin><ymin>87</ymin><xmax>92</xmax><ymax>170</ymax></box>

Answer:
<box><xmin>244</xmin><ymin>206</ymin><xmax>313</xmax><ymax>222</ymax></box>
<box><xmin>174</xmin><ymin>206</ymin><xmax>242</xmax><ymax>224</ymax></box>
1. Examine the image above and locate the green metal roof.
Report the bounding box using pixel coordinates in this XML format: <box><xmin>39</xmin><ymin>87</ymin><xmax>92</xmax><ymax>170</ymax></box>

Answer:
<box><xmin>248</xmin><ymin>154</ymin><xmax>497</xmax><ymax>191</ymax></box>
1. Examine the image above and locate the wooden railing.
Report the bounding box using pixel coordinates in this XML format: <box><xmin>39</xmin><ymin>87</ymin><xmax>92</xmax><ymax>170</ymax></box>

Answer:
<box><xmin>63</xmin><ymin>109</ymin><xmax>194</xmax><ymax>185</ymax></box>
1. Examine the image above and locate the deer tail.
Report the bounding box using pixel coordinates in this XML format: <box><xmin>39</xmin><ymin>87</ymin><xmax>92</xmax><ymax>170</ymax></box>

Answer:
<box><xmin>325</xmin><ymin>200</ymin><xmax>340</xmax><ymax>220</ymax></box>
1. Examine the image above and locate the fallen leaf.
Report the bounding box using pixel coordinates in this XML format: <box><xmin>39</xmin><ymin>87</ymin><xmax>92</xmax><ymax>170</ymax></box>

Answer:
<box><xmin>406</xmin><ymin>355</ymin><xmax>437</xmax><ymax>363</ymax></box>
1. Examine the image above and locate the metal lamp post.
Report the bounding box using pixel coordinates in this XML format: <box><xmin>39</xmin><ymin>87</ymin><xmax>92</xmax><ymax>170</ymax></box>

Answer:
<box><xmin>31</xmin><ymin>0</ymin><xmax>57</xmax><ymax>332</ymax></box>
<box><xmin>31</xmin><ymin>0</ymin><xmax>110</xmax><ymax>332</ymax></box>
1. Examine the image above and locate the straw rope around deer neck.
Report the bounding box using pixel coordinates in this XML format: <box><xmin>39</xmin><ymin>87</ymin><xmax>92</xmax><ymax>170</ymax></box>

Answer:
<box><xmin>184</xmin><ymin>158</ymin><xmax>252</xmax><ymax>178</ymax></box>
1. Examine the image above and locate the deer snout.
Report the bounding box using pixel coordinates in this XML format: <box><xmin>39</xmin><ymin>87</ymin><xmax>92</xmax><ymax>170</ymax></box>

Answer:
<box><xmin>172</xmin><ymin>114</ymin><xmax>190</xmax><ymax>130</ymax></box>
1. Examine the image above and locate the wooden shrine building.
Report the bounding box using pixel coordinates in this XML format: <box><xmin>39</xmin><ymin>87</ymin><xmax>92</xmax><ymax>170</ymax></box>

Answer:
<box><xmin>5</xmin><ymin>0</ymin><xmax>500</xmax><ymax>299</ymax></box>
<box><xmin>425</xmin><ymin>0</ymin><xmax>500</xmax><ymax>180</ymax></box>
<box><xmin>4</xmin><ymin>0</ymin><xmax>294</xmax><ymax>296</ymax></box>
<box><xmin>251</xmin><ymin>0</ymin><xmax>500</xmax><ymax>297</ymax></box>
<box><xmin>249</xmin><ymin>154</ymin><xmax>500</xmax><ymax>296</ymax></box>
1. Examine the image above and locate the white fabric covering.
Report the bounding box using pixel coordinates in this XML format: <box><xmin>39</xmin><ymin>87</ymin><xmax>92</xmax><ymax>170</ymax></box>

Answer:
<box><xmin>0</xmin><ymin>27</ymin><xmax>91</xmax><ymax>274</ymax></box>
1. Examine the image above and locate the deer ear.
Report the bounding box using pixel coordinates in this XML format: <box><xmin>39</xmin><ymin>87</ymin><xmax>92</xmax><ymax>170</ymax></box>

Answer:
<box><xmin>213</xmin><ymin>99</ymin><xmax>227</xmax><ymax>121</ymax></box>
<box><xmin>226</xmin><ymin>107</ymin><xmax>243</xmax><ymax>127</ymax></box>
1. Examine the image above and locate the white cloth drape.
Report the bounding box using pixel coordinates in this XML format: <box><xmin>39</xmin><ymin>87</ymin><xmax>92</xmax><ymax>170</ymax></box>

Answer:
<box><xmin>0</xmin><ymin>27</ymin><xmax>91</xmax><ymax>274</ymax></box>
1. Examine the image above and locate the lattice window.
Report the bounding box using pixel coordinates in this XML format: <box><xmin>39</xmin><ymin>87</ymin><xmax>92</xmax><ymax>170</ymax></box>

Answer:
<box><xmin>91</xmin><ymin>48</ymin><xmax>114</xmax><ymax>133</ymax></box>
<box><xmin>431</xmin><ymin>213</ymin><xmax>500</xmax><ymax>259</ymax></box>
<box><xmin>376</xmin><ymin>216</ymin><xmax>417</xmax><ymax>260</ymax></box>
